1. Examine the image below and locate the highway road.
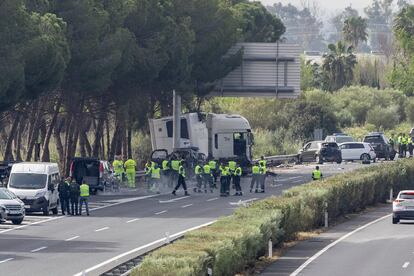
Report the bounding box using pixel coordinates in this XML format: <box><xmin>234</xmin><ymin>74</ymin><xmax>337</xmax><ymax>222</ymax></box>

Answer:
<box><xmin>0</xmin><ymin>162</ymin><xmax>373</xmax><ymax>275</ymax></box>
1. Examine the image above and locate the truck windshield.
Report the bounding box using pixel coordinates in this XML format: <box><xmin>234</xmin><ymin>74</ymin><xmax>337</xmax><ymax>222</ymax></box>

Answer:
<box><xmin>9</xmin><ymin>173</ymin><xmax>47</xmax><ymax>190</ymax></box>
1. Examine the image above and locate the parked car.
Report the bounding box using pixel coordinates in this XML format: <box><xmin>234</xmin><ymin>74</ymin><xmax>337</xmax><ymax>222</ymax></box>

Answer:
<box><xmin>362</xmin><ymin>132</ymin><xmax>395</xmax><ymax>160</ymax></box>
<box><xmin>325</xmin><ymin>134</ymin><xmax>355</xmax><ymax>144</ymax></box>
<box><xmin>339</xmin><ymin>142</ymin><xmax>376</xmax><ymax>163</ymax></box>
<box><xmin>392</xmin><ymin>190</ymin><xmax>414</xmax><ymax>224</ymax></box>
<box><xmin>0</xmin><ymin>188</ymin><xmax>25</xmax><ymax>225</ymax></box>
<box><xmin>298</xmin><ymin>141</ymin><xmax>342</xmax><ymax>164</ymax></box>
<box><xmin>8</xmin><ymin>162</ymin><xmax>60</xmax><ymax>215</ymax></box>
<box><xmin>69</xmin><ymin>158</ymin><xmax>113</xmax><ymax>194</ymax></box>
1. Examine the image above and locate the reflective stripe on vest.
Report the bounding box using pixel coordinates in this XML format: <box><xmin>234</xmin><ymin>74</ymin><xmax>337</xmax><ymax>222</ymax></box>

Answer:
<box><xmin>162</xmin><ymin>160</ymin><xmax>170</xmax><ymax>170</ymax></box>
<box><xmin>203</xmin><ymin>165</ymin><xmax>211</xmax><ymax>174</ymax></box>
<box><xmin>152</xmin><ymin>167</ymin><xmax>161</xmax><ymax>179</ymax></box>
<box><xmin>252</xmin><ymin>166</ymin><xmax>260</xmax><ymax>174</ymax></box>
<box><xmin>195</xmin><ymin>165</ymin><xmax>202</xmax><ymax>175</ymax></box>
<box><xmin>179</xmin><ymin>166</ymin><xmax>186</xmax><ymax>177</ymax></box>
<box><xmin>80</xmin><ymin>184</ymin><xmax>89</xmax><ymax>197</ymax></box>
<box><xmin>235</xmin><ymin>167</ymin><xmax>242</xmax><ymax>176</ymax></box>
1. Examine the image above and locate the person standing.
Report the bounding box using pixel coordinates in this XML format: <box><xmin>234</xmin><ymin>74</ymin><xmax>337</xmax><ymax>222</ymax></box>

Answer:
<box><xmin>209</xmin><ymin>159</ymin><xmax>218</xmax><ymax>185</ymax></box>
<box><xmin>233</xmin><ymin>164</ymin><xmax>243</xmax><ymax>196</ymax></box>
<box><xmin>151</xmin><ymin>163</ymin><xmax>161</xmax><ymax>194</ymax></box>
<box><xmin>250</xmin><ymin>162</ymin><xmax>260</xmax><ymax>193</ymax></box>
<box><xmin>398</xmin><ymin>133</ymin><xmax>403</xmax><ymax>157</ymax></box>
<box><xmin>172</xmin><ymin>161</ymin><xmax>189</xmax><ymax>196</ymax></box>
<box><xmin>259</xmin><ymin>159</ymin><xmax>267</xmax><ymax>193</ymax></box>
<box><xmin>171</xmin><ymin>158</ymin><xmax>180</xmax><ymax>186</ymax></box>
<box><xmin>312</xmin><ymin>166</ymin><xmax>323</xmax><ymax>180</ymax></box>
<box><xmin>228</xmin><ymin>160</ymin><xmax>237</xmax><ymax>188</ymax></box>
<box><xmin>144</xmin><ymin>161</ymin><xmax>152</xmax><ymax>189</ymax></box>
<box><xmin>389</xmin><ymin>134</ymin><xmax>395</xmax><ymax>152</ymax></box>
<box><xmin>219</xmin><ymin>162</ymin><xmax>229</xmax><ymax>197</ymax></box>
<box><xmin>408</xmin><ymin>135</ymin><xmax>414</xmax><ymax>158</ymax></box>
<box><xmin>124</xmin><ymin>158</ymin><xmax>136</xmax><ymax>188</ymax></box>
<box><xmin>69</xmin><ymin>179</ymin><xmax>80</xmax><ymax>216</ymax></box>
<box><xmin>58</xmin><ymin>177</ymin><xmax>71</xmax><ymax>215</ymax></box>
<box><xmin>79</xmin><ymin>179</ymin><xmax>90</xmax><ymax>216</ymax></box>
<box><xmin>194</xmin><ymin>163</ymin><xmax>203</xmax><ymax>193</ymax></box>
<box><xmin>203</xmin><ymin>162</ymin><xmax>214</xmax><ymax>193</ymax></box>
<box><xmin>112</xmin><ymin>155</ymin><xmax>125</xmax><ymax>183</ymax></box>
<box><xmin>162</xmin><ymin>159</ymin><xmax>171</xmax><ymax>188</ymax></box>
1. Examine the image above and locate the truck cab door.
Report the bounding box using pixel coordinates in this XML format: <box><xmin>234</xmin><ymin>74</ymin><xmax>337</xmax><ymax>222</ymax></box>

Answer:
<box><xmin>216</xmin><ymin>133</ymin><xmax>234</xmax><ymax>158</ymax></box>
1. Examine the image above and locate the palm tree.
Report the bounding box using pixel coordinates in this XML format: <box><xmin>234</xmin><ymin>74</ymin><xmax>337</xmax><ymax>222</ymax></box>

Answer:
<box><xmin>342</xmin><ymin>16</ymin><xmax>368</xmax><ymax>49</ymax></box>
<box><xmin>322</xmin><ymin>41</ymin><xmax>357</xmax><ymax>92</ymax></box>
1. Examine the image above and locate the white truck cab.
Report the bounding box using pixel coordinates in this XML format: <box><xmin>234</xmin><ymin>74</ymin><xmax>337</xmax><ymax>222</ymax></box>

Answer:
<box><xmin>8</xmin><ymin>162</ymin><xmax>60</xmax><ymax>215</ymax></box>
<box><xmin>149</xmin><ymin>113</ymin><xmax>254</xmax><ymax>167</ymax></box>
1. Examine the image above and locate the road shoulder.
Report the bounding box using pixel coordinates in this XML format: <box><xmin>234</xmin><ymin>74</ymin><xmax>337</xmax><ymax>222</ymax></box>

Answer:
<box><xmin>260</xmin><ymin>204</ymin><xmax>391</xmax><ymax>276</ymax></box>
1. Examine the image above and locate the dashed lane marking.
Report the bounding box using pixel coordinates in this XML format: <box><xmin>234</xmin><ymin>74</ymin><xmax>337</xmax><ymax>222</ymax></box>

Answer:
<box><xmin>0</xmin><ymin>258</ymin><xmax>13</xmax><ymax>264</ymax></box>
<box><xmin>155</xmin><ymin>210</ymin><xmax>168</xmax><ymax>215</ymax></box>
<box><xmin>181</xmin><ymin>204</ymin><xmax>193</xmax><ymax>208</ymax></box>
<box><xmin>206</xmin><ymin>197</ymin><xmax>219</xmax><ymax>202</ymax></box>
<box><xmin>65</xmin><ymin>236</ymin><xmax>80</xmax><ymax>241</ymax></box>
<box><xmin>159</xmin><ymin>196</ymin><xmax>189</xmax><ymax>204</ymax></box>
<box><xmin>403</xmin><ymin>262</ymin><xmax>410</xmax><ymax>268</ymax></box>
<box><xmin>30</xmin><ymin>246</ymin><xmax>47</xmax><ymax>253</ymax></box>
<box><xmin>95</xmin><ymin>227</ymin><xmax>109</xmax><ymax>232</ymax></box>
<box><xmin>126</xmin><ymin>218</ymin><xmax>140</xmax><ymax>223</ymax></box>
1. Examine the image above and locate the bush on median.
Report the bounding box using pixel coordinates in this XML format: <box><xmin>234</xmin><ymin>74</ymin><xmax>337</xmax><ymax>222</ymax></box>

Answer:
<box><xmin>132</xmin><ymin>159</ymin><xmax>414</xmax><ymax>276</ymax></box>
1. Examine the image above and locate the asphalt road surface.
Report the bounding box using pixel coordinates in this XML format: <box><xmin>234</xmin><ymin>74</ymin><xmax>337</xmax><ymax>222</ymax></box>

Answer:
<box><xmin>0</xmin><ymin>162</ymin><xmax>375</xmax><ymax>276</ymax></box>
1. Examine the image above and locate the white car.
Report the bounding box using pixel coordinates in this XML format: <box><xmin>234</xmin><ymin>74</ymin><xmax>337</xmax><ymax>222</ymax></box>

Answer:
<box><xmin>338</xmin><ymin>142</ymin><xmax>376</xmax><ymax>162</ymax></box>
<box><xmin>0</xmin><ymin>188</ymin><xmax>25</xmax><ymax>225</ymax></box>
<box><xmin>393</xmin><ymin>190</ymin><xmax>414</xmax><ymax>224</ymax></box>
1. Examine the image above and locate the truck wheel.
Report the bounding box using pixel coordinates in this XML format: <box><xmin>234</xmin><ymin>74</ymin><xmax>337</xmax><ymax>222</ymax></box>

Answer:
<box><xmin>12</xmin><ymin>219</ymin><xmax>23</xmax><ymax>225</ymax></box>
<box><xmin>336</xmin><ymin>158</ymin><xmax>342</xmax><ymax>164</ymax></box>
<box><xmin>392</xmin><ymin>216</ymin><xmax>399</xmax><ymax>224</ymax></box>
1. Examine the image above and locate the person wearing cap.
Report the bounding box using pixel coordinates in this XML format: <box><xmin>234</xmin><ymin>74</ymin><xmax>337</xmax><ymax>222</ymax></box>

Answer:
<box><xmin>58</xmin><ymin>177</ymin><xmax>71</xmax><ymax>215</ymax></box>
<box><xmin>312</xmin><ymin>166</ymin><xmax>323</xmax><ymax>180</ymax></box>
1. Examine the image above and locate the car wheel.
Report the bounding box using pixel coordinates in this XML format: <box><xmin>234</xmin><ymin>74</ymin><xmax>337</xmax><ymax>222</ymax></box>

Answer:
<box><xmin>12</xmin><ymin>218</ymin><xmax>23</xmax><ymax>225</ymax></box>
<box><xmin>392</xmin><ymin>216</ymin><xmax>400</xmax><ymax>224</ymax></box>
<box><xmin>51</xmin><ymin>206</ymin><xmax>58</xmax><ymax>215</ymax></box>
<box><xmin>43</xmin><ymin>205</ymin><xmax>49</xmax><ymax>216</ymax></box>
<box><xmin>316</xmin><ymin>155</ymin><xmax>323</xmax><ymax>164</ymax></box>
<box><xmin>361</xmin><ymin>154</ymin><xmax>371</xmax><ymax>164</ymax></box>
<box><xmin>336</xmin><ymin>157</ymin><xmax>342</xmax><ymax>164</ymax></box>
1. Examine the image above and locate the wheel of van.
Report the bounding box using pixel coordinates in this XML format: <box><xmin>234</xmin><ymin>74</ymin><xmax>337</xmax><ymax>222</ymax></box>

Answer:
<box><xmin>336</xmin><ymin>157</ymin><xmax>342</xmax><ymax>164</ymax></box>
<box><xmin>12</xmin><ymin>218</ymin><xmax>23</xmax><ymax>225</ymax></box>
<box><xmin>392</xmin><ymin>216</ymin><xmax>399</xmax><ymax>224</ymax></box>
<box><xmin>316</xmin><ymin>155</ymin><xmax>323</xmax><ymax>164</ymax></box>
<box><xmin>43</xmin><ymin>205</ymin><xmax>49</xmax><ymax>216</ymax></box>
<box><xmin>51</xmin><ymin>206</ymin><xmax>58</xmax><ymax>215</ymax></box>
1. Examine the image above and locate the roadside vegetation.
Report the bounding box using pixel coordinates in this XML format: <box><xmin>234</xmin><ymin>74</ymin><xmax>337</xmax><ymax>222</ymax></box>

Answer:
<box><xmin>133</xmin><ymin>158</ymin><xmax>414</xmax><ymax>276</ymax></box>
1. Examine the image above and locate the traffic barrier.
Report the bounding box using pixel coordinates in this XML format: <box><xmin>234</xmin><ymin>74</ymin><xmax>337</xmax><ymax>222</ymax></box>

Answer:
<box><xmin>132</xmin><ymin>159</ymin><xmax>414</xmax><ymax>276</ymax></box>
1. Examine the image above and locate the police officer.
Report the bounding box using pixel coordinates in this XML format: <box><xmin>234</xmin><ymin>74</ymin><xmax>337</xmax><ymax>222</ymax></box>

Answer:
<box><xmin>389</xmin><ymin>134</ymin><xmax>395</xmax><ymax>152</ymax></box>
<box><xmin>194</xmin><ymin>163</ymin><xmax>203</xmax><ymax>193</ymax></box>
<box><xmin>209</xmin><ymin>159</ymin><xmax>218</xmax><ymax>185</ymax></box>
<box><xmin>233</xmin><ymin>164</ymin><xmax>243</xmax><ymax>196</ymax></box>
<box><xmin>250</xmin><ymin>162</ymin><xmax>260</xmax><ymax>193</ymax></box>
<box><xmin>124</xmin><ymin>158</ymin><xmax>136</xmax><ymax>188</ymax></box>
<box><xmin>408</xmin><ymin>135</ymin><xmax>413</xmax><ymax>158</ymax></box>
<box><xmin>228</xmin><ymin>160</ymin><xmax>237</xmax><ymax>188</ymax></box>
<box><xmin>58</xmin><ymin>177</ymin><xmax>71</xmax><ymax>215</ymax></box>
<box><xmin>69</xmin><ymin>179</ymin><xmax>80</xmax><ymax>216</ymax></box>
<box><xmin>171</xmin><ymin>158</ymin><xmax>181</xmax><ymax>186</ymax></box>
<box><xmin>398</xmin><ymin>133</ymin><xmax>403</xmax><ymax>157</ymax></box>
<box><xmin>79</xmin><ymin>179</ymin><xmax>90</xmax><ymax>216</ymax></box>
<box><xmin>259</xmin><ymin>157</ymin><xmax>267</xmax><ymax>193</ymax></box>
<box><xmin>151</xmin><ymin>163</ymin><xmax>161</xmax><ymax>194</ymax></box>
<box><xmin>203</xmin><ymin>162</ymin><xmax>214</xmax><ymax>193</ymax></box>
<box><xmin>403</xmin><ymin>134</ymin><xmax>408</xmax><ymax>158</ymax></box>
<box><xmin>144</xmin><ymin>161</ymin><xmax>152</xmax><ymax>189</ymax></box>
<box><xmin>312</xmin><ymin>166</ymin><xmax>323</xmax><ymax>180</ymax></box>
<box><xmin>219</xmin><ymin>162</ymin><xmax>230</xmax><ymax>197</ymax></box>
<box><xmin>172</xmin><ymin>161</ymin><xmax>189</xmax><ymax>196</ymax></box>
<box><xmin>162</xmin><ymin>159</ymin><xmax>172</xmax><ymax>188</ymax></box>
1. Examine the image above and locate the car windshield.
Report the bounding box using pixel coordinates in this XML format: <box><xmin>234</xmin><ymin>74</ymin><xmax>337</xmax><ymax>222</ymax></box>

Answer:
<box><xmin>400</xmin><ymin>193</ymin><xmax>414</xmax><ymax>199</ymax></box>
<box><xmin>0</xmin><ymin>189</ymin><xmax>13</xmax><ymax>200</ymax></box>
<box><xmin>335</xmin><ymin>136</ymin><xmax>354</xmax><ymax>143</ymax></box>
<box><xmin>9</xmin><ymin>173</ymin><xmax>47</xmax><ymax>190</ymax></box>
<box><xmin>322</xmin><ymin>143</ymin><xmax>338</xmax><ymax>149</ymax></box>
<box><xmin>364</xmin><ymin>136</ymin><xmax>383</xmax><ymax>143</ymax></box>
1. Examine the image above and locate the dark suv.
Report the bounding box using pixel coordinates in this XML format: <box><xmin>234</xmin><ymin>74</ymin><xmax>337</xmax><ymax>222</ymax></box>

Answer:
<box><xmin>298</xmin><ymin>141</ymin><xmax>342</xmax><ymax>164</ymax></box>
<box><xmin>363</xmin><ymin>132</ymin><xmax>395</xmax><ymax>160</ymax></box>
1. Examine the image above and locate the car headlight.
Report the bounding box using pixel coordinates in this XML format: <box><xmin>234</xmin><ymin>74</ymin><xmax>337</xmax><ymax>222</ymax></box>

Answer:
<box><xmin>0</xmin><ymin>204</ymin><xmax>5</xmax><ymax>213</ymax></box>
<box><xmin>35</xmin><ymin>191</ymin><xmax>47</xmax><ymax>198</ymax></box>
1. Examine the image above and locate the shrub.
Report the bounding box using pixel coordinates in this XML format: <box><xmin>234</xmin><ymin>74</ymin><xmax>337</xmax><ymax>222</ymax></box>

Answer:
<box><xmin>366</xmin><ymin>105</ymin><xmax>399</xmax><ymax>130</ymax></box>
<box><xmin>133</xmin><ymin>159</ymin><xmax>414</xmax><ymax>276</ymax></box>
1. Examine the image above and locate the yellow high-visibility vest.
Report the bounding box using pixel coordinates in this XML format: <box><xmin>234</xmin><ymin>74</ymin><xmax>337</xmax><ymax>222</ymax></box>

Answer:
<box><xmin>80</xmin><ymin>184</ymin><xmax>90</xmax><ymax>197</ymax></box>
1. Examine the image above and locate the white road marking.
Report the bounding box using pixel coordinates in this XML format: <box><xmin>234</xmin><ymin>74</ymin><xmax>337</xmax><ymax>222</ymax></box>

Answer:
<box><xmin>292</xmin><ymin>180</ymin><xmax>303</xmax><ymax>184</ymax></box>
<box><xmin>279</xmin><ymin>257</ymin><xmax>309</xmax><ymax>260</ymax></box>
<box><xmin>0</xmin><ymin>194</ymin><xmax>163</xmax><ymax>235</ymax></box>
<box><xmin>159</xmin><ymin>196</ymin><xmax>189</xmax><ymax>203</ymax></box>
<box><xmin>95</xmin><ymin>227</ymin><xmax>109</xmax><ymax>232</ymax></box>
<box><xmin>273</xmin><ymin>184</ymin><xmax>283</xmax><ymax>187</ymax></box>
<box><xmin>126</xmin><ymin>218</ymin><xmax>140</xmax><ymax>223</ymax></box>
<box><xmin>73</xmin><ymin>220</ymin><xmax>218</xmax><ymax>276</ymax></box>
<box><xmin>0</xmin><ymin>258</ymin><xmax>14</xmax><ymax>264</ymax></box>
<box><xmin>290</xmin><ymin>213</ymin><xmax>392</xmax><ymax>276</ymax></box>
<box><xmin>229</xmin><ymin>198</ymin><xmax>259</xmax><ymax>206</ymax></box>
<box><xmin>181</xmin><ymin>204</ymin><xmax>193</xmax><ymax>208</ymax></box>
<box><xmin>403</xmin><ymin>262</ymin><xmax>410</xmax><ymax>268</ymax></box>
<box><xmin>207</xmin><ymin>197</ymin><xmax>219</xmax><ymax>202</ymax></box>
<box><xmin>65</xmin><ymin>235</ymin><xmax>80</xmax><ymax>241</ymax></box>
<box><xmin>31</xmin><ymin>246</ymin><xmax>47</xmax><ymax>253</ymax></box>
<box><xmin>155</xmin><ymin>210</ymin><xmax>168</xmax><ymax>215</ymax></box>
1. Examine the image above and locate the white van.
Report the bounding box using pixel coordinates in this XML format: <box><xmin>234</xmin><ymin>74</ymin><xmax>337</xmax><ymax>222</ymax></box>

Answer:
<box><xmin>7</xmin><ymin>162</ymin><xmax>60</xmax><ymax>215</ymax></box>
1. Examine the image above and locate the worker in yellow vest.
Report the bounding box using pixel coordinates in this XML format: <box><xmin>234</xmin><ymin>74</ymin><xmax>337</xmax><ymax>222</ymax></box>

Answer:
<box><xmin>233</xmin><ymin>164</ymin><xmax>243</xmax><ymax>196</ymax></box>
<box><xmin>79</xmin><ymin>179</ymin><xmax>90</xmax><ymax>216</ymax></box>
<box><xmin>112</xmin><ymin>155</ymin><xmax>125</xmax><ymax>183</ymax></box>
<box><xmin>209</xmin><ymin>159</ymin><xmax>218</xmax><ymax>184</ymax></box>
<box><xmin>172</xmin><ymin>160</ymin><xmax>189</xmax><ymax>196</ymax></box>
<box><xmin>151</xmin><ymin>163</ymin><xmax>161</xmax><ymax>194</ymax></box>
<box><xmin>144</xmin><ymin>161</ymin><xmax>152</xmax><ymax>189</ymax></box>
<box><xmin>194</xmin><ymin>163</ymin><xmax>203</xmax><ymax>193</ymax></box>
<box><xmin>124</xmin><ymin>158</ymin><xmax>136</xmax><ymax>188</ymax></box>
<box><xmin>250</xmin><ymin>162</ymin><xmax>260</xmax><ymax>193</ymax></box>
<box><xmin>312</xmin><ymin>166</ymin><xmax>323</xmax><ymax>181</ymax></box>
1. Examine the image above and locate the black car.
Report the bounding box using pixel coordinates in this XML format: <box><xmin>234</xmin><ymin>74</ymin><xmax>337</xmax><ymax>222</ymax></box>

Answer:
<box><xmin>298</xmin><ymin>141</ymin><xmax>342</xmax><ymax>164</ymax></box>
<box><xmin>363</xmin><ymin>132</ymin><xmax>395</xmax><ymax>160</ymax></box>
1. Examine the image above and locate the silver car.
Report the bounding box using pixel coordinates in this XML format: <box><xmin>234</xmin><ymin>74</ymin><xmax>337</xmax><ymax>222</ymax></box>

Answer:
<box><xmin>0</xmin><ymin>188</ymin><xmax>25</xmax><ymax>225</ymax></box>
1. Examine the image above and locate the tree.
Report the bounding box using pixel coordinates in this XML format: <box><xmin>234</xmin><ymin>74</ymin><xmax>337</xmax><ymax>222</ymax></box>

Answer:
<box><xmin>364</xmin><ymin>0</ymin><xmax>393</xmax><ymax>51</ymax></box>
<box><xmin>330</xmin><ymin>6</ymin><xmax>359</xmax><ymax>42</ymax></box>
<box><xmin>321</xmin><ymin>41</ymin><xmax>357</xmax><ymax>92</ymax></box>
<box><xmin>343</xmin><ymin>16</ymin><xmax>368</xmax><ymax>49</ymax></box>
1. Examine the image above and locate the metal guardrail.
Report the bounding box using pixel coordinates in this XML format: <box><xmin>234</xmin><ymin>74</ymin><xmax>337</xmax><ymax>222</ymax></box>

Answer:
<box><xmin>254</xmin><ymin>154</ymin><xmax>298</xmax><ymax>166</ymax></box>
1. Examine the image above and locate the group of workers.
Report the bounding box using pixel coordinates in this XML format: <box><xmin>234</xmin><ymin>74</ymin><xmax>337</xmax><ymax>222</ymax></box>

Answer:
<box><xmin>57</xmin><ymin>177</ymin><xmax>90</xmax><ymax>216</ymax></box>
<box><xmin>250</xmin><ymin>157</ymin><xmax>267</xmax><ymax>193</ymax></box>
<box><xmin>112</xmin><ymin>155</ymin><xmax>137</xmax><ymax>188</ymax></box>
<box><xmin>390</xmin><ymin>133</ymin><xmax>414</xmax><ymax>158</ymax></box>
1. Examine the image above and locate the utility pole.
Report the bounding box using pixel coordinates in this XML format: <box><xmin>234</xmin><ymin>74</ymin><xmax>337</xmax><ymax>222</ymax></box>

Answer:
<box><xmin>173</xmin><ymin>90</ymin><xmax>182</xmax><ymax>151</ymax></box>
